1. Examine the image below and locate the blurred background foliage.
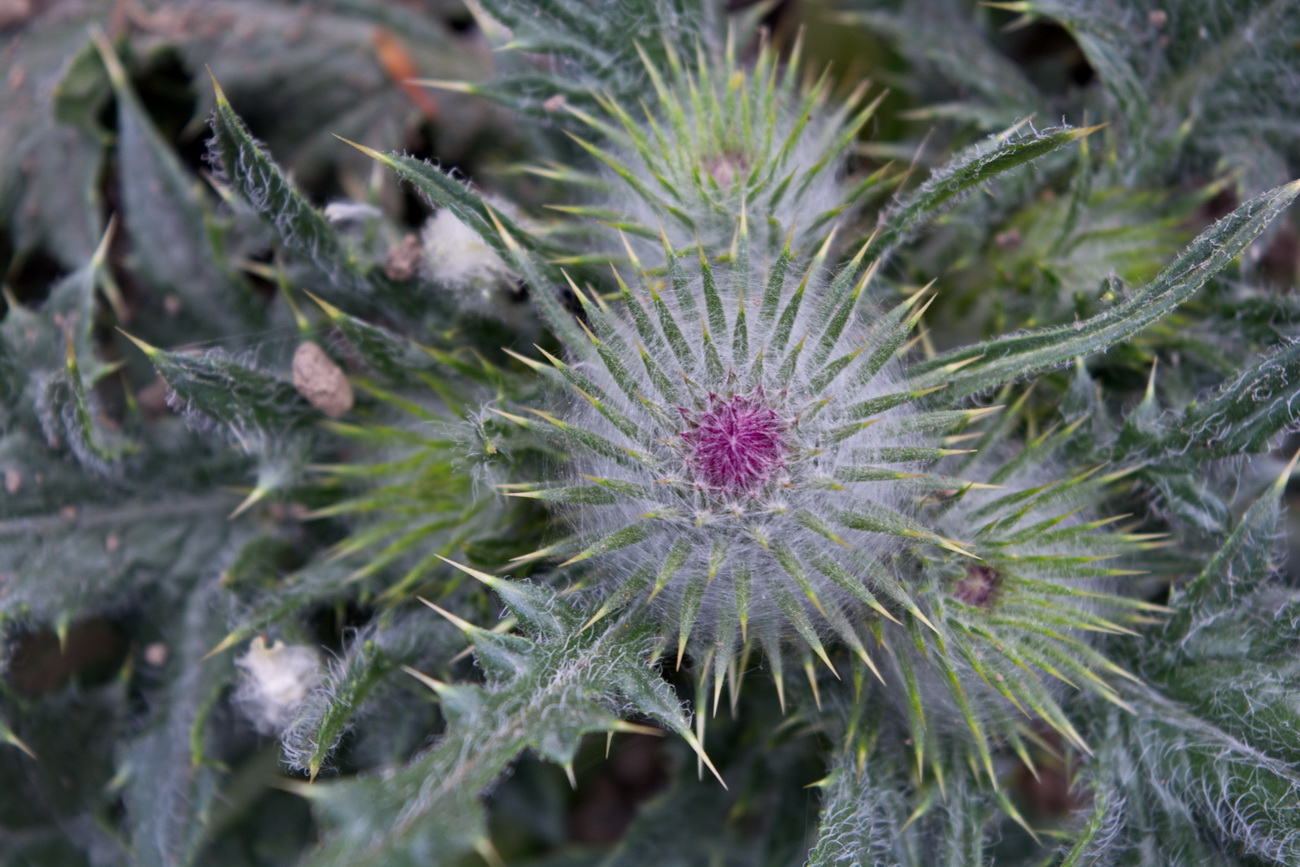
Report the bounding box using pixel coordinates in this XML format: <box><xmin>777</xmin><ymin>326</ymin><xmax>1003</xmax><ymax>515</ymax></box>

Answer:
<box><xmin>1</xmin><ymin>0</ymin><xmax>1298</xmax><ymax>864</ymax></box>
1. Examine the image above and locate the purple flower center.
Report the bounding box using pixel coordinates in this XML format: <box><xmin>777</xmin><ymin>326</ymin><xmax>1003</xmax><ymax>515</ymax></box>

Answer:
<box><xmin>681</xmin><ymin>394</ymin><xmax>788</xmax><ymax>495</ymax></box>
<box><xmin>954</xmin><ymin>564</ymin><xmax>1002</xmax><ymax>608</ymax></box>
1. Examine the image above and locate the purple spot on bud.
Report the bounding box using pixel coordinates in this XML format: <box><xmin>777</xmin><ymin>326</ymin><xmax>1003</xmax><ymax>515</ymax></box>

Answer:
<box><xmin>954</xmin><ymin>563</ymin><xmax>1001</xmax><ymax>608</ymax></box>
<box><xmin>681</xmin><ymin>393</ymin><xmax>788</xmax><ymax>495</ymax></box>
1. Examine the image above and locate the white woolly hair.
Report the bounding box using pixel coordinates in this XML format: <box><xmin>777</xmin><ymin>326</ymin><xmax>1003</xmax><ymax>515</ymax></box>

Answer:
<box><xmin>234</xmin><ymin>636</ymin><xmax>323</xmax><ymax>736</ymax></box>
<box><xmin>420</xmin><ymin>205</ymin><xmax>513</xmax><ymax>294</ymax></box>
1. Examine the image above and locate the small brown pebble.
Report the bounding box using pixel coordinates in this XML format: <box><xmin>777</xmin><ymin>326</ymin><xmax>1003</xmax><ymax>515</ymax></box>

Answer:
<box><xmin>144</xmin><ymin>642</ymin><xmax>169</xmax><ymax>667</ymax></box>
<box><xmin>105</xmin><ymin>533</ymin><xmax>121</xmax><ymax>553</ymax></box>
<box><xmin>542</xmin><ymin>93</ymin><xmax>567</xmax><ymax>113</ymax></box>
<box><xmin>59</xmin><ymin>505</ymin><xmax>78</xmax><ymax>520</ymax></box>
<box><xmin>7</xmin><ymin>619</ymin><xmax>129</xmax><ymax>695</ymax></box>
<box><xmin>137</xmin><ymin>376</ymin><xmax>172</xmax><ymax>417</ymax></box>
<box><xmin>1149</xmin><ymin>9</ymin><xmax>1168</xmax><ymax>28</ymax></box>
<box><xmin>163</xmin><ymin>296</ymin><xmax>183</xmax><ymax>315</ymax></box>
<box><xmin>4</xmin><ymin>469</ymin><xmax>21</xmax><ymax>494</ymax></box>
<box><xmin>271</xmin><ymin>502</ymin><xmax>312</xmax><ymax>522</ymax></box>
<box><xmin>0</xmin><ymin>0</ymin><xmax>32</xmax><ymax>30</ymax></box>
<box><xmin>994</xmin><ymin>228</ymin><xmax>1022</xmax><ymax>251</ymax></box>
<box><xmin>383</xmin><ymin>233</ymin><xmax>424</xmax><ymax>281</ymax></box>
<box><xmin>293</xmin><ymin>342</ymin><xmax>354</xmax><ymax>418</ymax></box>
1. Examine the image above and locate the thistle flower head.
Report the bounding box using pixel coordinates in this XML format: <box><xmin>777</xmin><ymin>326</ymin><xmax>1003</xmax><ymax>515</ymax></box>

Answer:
<box><xmin>547</xmin><ymin>32</ymin><xmax>886</xmax><ymax>253</ymax></box>
<box><xmin>505</xmin><ymin>220</ymin><xmax>978</xmax><ymax>683</ymax></box>
<box><xmin>864</xmin><ymin>428</ymin><xmax>1158</xmax><ymax>778</ymax></box>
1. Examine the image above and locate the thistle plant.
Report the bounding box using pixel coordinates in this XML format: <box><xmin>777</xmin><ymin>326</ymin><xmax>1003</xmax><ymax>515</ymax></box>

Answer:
<box><xmin>3</xmin><ymin>1</ymin><xmax>1300</xmax><ymax>866</ymax></box>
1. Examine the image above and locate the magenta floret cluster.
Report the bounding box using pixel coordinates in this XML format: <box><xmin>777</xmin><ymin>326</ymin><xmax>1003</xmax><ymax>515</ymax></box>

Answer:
<box><xmin>679</xmin><ymin>391</ymin><xmax>789</xmax><ymax>497</ymax></box>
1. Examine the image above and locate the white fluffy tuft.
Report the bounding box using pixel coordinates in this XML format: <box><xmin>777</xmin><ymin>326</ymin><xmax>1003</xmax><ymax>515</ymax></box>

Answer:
<box><xmin>420</xmin><ymin>208</ymin><xmax>511</xmax><ymax>291</ymax></box>
<box><xmin>235</xmin><ymin>636</ymin><xmax>323</xmax><ymax>735</ymax></box>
